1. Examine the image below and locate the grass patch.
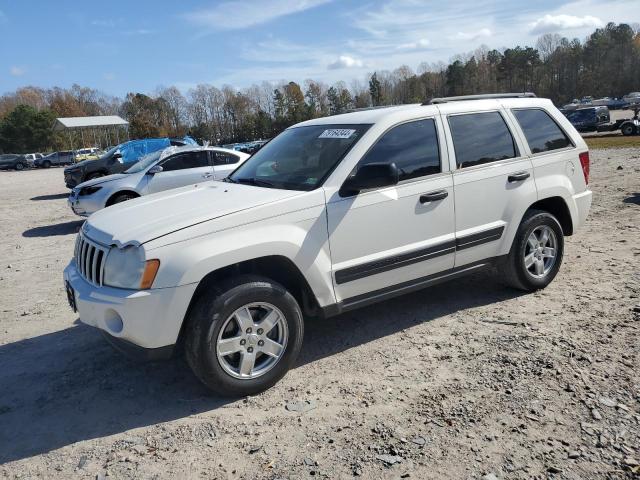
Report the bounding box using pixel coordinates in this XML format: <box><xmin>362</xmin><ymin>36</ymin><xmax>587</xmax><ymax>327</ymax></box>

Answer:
<box><xmin>584</xmin><ymin>135</ymin><xmax>640</xmax><ymax>149</ymax></box>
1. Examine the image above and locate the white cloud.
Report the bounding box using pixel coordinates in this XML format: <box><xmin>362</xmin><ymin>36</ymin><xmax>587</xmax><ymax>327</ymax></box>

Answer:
<box><xmin>10</xmin><ymin>66</ymin><xmax>26</xmax><ymax>76</ymax></box>
<box><xmin>529</xmin><ymin>14</ymin><xmax>603</xmax><ymax>34</ymax></box>
<box><xmin>104</xmin><ymin>72</ymin><xmax>116</xmax><ymax>81</ymax></box>
<box><xmin>185</xmin><ymin>0</ymin><xmax>333</xmax><ymax>30</ymax></box>
<box><xmin>453</xmin><ymin>28</ymin><xmax>492</xmax><ymax>41</ymax></box>
<box><xmin>327</xmin><ymin>55</ymin><xmax>364</xmax><ymax>70</ymax></box>
<box><xmin>0</xmin><ymin>10</ymin><xmax>7</xmax><ymax>24</ymax></box>
<box><xmin>397</xmin><ymin>38</ymin><xmax>430</xmax><ymax>50</ymax></box>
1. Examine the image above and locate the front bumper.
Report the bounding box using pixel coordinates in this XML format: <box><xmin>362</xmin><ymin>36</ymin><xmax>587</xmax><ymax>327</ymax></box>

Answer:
<box><xmin>63</xmin><ymin>261</ymin><xmax>198</xmax><ymax>351</ymax></box>
<box><xmin>68</xmin><ymin>192</ymin><xmax>92</xmax><ymax>217</ymax></box>
<box><xmin>64</xmin><ymin>170</ymin><xmax>82</xmax><ymax>188</ymax></box>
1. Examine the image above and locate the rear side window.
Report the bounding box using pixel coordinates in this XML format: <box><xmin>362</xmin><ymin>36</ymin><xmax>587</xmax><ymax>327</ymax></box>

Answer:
<box><xmin>512</xmin><ymin>109</ymin><xmax>572</xmax><ymax>154</ymax></box>
<box><xmin>213</xmin><ymin>151</ymin><xmax>240</xmax><ymax>166</ymax></box>
<box><xmin>449</xmin><ymin>112</ymin><xmax>518</xmax><ymax>168</ymax></box>
<box><xmin>160</xmin><ymin>151</ymin><xmax>209</xmax><ymax>171</ymax></box>
<box><xmin>358</xmin><ymin>118</ymin><xmax>440</xmax><ymax>181</ymax></box>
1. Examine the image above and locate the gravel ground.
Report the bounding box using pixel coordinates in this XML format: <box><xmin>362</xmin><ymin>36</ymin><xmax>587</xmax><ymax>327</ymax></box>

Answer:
<box><xmin>0</xmin><ymin>149</ymin><xmax>638</xmax><ymax>480</ymax></box>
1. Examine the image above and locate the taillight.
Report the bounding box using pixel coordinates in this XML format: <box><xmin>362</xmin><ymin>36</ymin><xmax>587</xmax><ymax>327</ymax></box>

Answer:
<box><xmin>579</xmin><ymin>151</ymin><xmax>590</xmax><ymax>185</ymax></box>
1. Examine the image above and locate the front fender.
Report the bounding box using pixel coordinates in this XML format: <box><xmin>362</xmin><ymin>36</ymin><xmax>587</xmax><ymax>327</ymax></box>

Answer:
<box><xmin>146</xmin><ymin>206</ymin><xmax>336</xmax><ymax>308</ymax></box>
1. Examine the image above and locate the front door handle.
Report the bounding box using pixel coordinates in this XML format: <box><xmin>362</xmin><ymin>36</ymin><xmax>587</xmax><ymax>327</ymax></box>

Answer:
<box><xmin>202</xmin><ymin>173</ymin><xmax>214</xmax><ymax>179</ymax></box>
<box><xmin>508</xmin><ymin>171</ymin><xmax>530</xmax><ymax>183</ymax></box>
<box><xmin>419</xmin><ymin>190</ymin><xmax>449</xmax><ymax>203</ymax></box>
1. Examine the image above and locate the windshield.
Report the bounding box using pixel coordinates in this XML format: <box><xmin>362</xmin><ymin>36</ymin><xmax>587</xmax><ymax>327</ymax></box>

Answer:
<box><xmin>124</xmin><ymin>150</ymin><xmax>163</xmax><ymax>174</ymax></box>
<box><xmin>228</xmin><ymin>124</ymin><xmax>370</xmax><ymax>191</ymax></box>
<box><xmin>565</xmin><ymin>109</ymin><xmax>594</xmax><ymax>122</ymax></box>
<box><xmin>97</xmin><ymin>145</ymin><xmax>120</xmax><ymax>161</ymax></box>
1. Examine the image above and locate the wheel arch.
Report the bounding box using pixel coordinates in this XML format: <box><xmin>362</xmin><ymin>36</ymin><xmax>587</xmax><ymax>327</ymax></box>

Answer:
<box><xmin>176</xmin><ymin>255</ymin><xmax>321</xmax><ymax>347</ymax></box>
<box><xmin>527</xmin><ymin>196</ymin><xmax>573</xmax><ymax>236</ymax></box>
<box><xmin>105</xmin><ymin>190</ymin><xmax>140</xmax><ymax>207</ymax></box>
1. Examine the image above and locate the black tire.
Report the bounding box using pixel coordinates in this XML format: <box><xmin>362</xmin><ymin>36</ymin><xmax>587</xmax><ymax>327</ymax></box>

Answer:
<box><xmin>14</xmin><ymin>162</ymin><xmax>25</xmax><ymax>171</ymax></box>
<box><xmin>621</xmin><ymin>123</ymin><xmax>636</xmax><ymax>136</ymax></box>
<box><xmin>499</xmin><ymin>209</ymin><xmax>564</xmax><ymax>291</ymax></box>
<box><xmin>42</xmin><ymin>160</ymin><xmax>51</xmax><ymax>168</ymax></box>
<box><xmin>185</xmin><ymin>274</ymin><xmax>304</xmax><ymax>397</ymax></box>
<box><xmin>86</xmin><ymin>172</ymin><xmax>105</xmax><ymax>181</ymax></box>
<box><xmin>110</xmin><ymin>192</ymin><xmax>138</xmax><ymax>205</ymax></box>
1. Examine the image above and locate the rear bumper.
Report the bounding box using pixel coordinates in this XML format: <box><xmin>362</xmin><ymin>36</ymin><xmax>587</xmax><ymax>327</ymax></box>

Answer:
<box><xmin>64</xmin><ymin>261</ymin><xmax>198</xmax><ymax>350</ymax></box>
<box><xmin>572</xmin><ymin>189</ymin><xmax>593</xmax><ymax>230</ymax></box>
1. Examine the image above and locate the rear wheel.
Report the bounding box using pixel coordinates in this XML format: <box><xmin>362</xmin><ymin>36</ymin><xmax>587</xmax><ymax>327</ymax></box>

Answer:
<box><xmin>185</xmin><ymin>275</ymin><xmax>304</xmax><ymax>396</ymax></box>
<box><xmin>15</xmin><ymin>162</ymin><xmax>25</xmax><ymax>171</ymax></box>
<box><xmin>621</xmin><ymin>123</ymin><xmax>636</xmax><ymax>136</ymax></box>
<box><xmin>499</xmin><ymin>210</ymin><xmax>564</xmax><ymax>291</ymax></box>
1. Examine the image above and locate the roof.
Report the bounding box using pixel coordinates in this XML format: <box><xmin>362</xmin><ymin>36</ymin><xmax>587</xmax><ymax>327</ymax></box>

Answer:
<box><xmin>158</xmin><ymin>144</ymin><xmax>250</xmax><ymax>160</ymax></box>
<box><xmin>54</xmin><ymin>115</ymin><xmax>129</xmax><ymax>130</ymax></box>
<box><xmin>294</xmin><ymin>97</ymin><xmax>555</xmax><ymax>128</ymax></box>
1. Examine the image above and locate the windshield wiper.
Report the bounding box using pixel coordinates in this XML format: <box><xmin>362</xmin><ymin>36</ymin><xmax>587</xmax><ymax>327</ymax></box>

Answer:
<box><xmin>234</xmin><ymin>177</ymin><xmax>276</xmax><ymax>188</ymax></box>
<box><xmin>222</xmin><ymin>177</ymin><xmax>237</xmax><ymax>183</ymax></box>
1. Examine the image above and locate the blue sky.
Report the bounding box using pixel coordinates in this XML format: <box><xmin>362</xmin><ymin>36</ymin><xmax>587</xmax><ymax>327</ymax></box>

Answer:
<box><xmin>0</xmin><ymin>0</ymin><xmax>637</xmax><ymax>97</ymax></box>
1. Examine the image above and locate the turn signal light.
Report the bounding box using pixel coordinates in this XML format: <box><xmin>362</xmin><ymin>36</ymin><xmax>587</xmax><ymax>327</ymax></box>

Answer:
<box><xmin>579</xmin><ymin>151</ymin><xmax>590</xmax><ymax>185</ymax></box>
<box><xmin>140</xmin><ymin>259</ymin><xmax>160</xmax><ymax>289</ymax></box>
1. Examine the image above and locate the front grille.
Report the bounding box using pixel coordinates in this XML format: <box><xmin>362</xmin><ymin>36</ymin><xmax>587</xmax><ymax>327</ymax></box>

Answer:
<box><xmin>74</xmin><ymin>232</ymin><xmax>109</xmax><ymax>286</ymax></box>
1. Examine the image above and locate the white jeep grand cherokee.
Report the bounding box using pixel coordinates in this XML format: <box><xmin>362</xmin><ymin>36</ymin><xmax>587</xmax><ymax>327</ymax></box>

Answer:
<box><xmin>64</xmin><ymin>93</ymin><xmax>592</xmax><ymax>396</ymax></box>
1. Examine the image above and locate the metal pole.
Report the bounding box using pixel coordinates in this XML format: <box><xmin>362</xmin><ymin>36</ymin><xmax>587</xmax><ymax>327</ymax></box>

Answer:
<box><xmin>80</xmin><ymin>128</ymin><xmax>85</xmax><ymax>147</ymax></box>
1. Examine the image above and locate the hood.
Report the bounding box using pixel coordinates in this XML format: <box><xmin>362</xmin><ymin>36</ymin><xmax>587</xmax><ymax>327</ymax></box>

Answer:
<box><xmin>74</xmin><ymin>173</ymin><xmax>129</xmax><ymax>190</ymax></box>
<box><xmin>65</xmin><ymin>159</ymin><xmax>92</xmax><ymax>171</ymax></box>
<box><xmin>83</xmin><ymin>182</ymin><xmax>301</xmax><ymax>247</ymax></box>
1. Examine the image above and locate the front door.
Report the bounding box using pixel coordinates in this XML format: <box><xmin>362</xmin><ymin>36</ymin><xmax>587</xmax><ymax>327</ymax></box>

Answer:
<box><xmin>145</xmin><ymin>151</ymin><xmax>213</xmax><ymax>194</ymax></box>
<box><xmin>326</xmin><ymin>117</ymin><xmax>456</xmax><ymax>303</ymax></box>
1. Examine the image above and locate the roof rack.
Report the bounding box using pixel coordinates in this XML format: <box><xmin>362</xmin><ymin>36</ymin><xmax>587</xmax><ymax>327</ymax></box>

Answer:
<box><xmin>422</xmin><ymin>92</ymin><xmax>536</xmax><ymax>106</ymax></box>
<box><xmin>345</xmin><ymin>105</ymin><xmax>398</xmax><ymax>114</ymax></box>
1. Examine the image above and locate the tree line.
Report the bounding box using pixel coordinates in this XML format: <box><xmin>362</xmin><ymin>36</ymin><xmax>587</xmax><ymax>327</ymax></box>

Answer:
<box><xmin>1</xmin><ymin>22</ymin><xmax>638</xmax><ymax>153</ymax></box>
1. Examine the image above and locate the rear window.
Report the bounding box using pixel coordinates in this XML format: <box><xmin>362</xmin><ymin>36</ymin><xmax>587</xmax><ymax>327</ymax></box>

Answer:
<box><xmin>513</xmin><ymin>109</ymin><xmax>572</xmax><ymax>154</ymax></box>
<box><xmin>448</xmin><ymin>112</ymin><xmax>518</xmax><ymax>168</ymax></box>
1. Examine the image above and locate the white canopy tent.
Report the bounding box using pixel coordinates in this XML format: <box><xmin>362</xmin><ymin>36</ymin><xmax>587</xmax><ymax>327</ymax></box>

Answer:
<box><xmin>54</xmin><ymin>115</ymin><xmax>129</xmax><ymax>150</ymax></box>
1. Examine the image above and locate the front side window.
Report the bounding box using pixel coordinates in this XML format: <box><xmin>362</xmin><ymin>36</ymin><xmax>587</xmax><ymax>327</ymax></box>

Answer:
<box><xmin>357</xmin><ymin>119</ymin><xmax>440</xmax><ymax>181</ymax></box>
<box><xmin>229</xmin><ymin>124</ymin><xmax>370</xmax><ymax>191</ymax></box>
<box><xmin>513</xmin><ymin>109</ymin><xmax>572</xmax><ymax>154</ymax></box>
<box><xmin>449</xmin><ymin>112</ymin><xmax>518</xmax><ymax>168</ymax></box>
<box><xmin>160</xmin><ymin>151</ymin><xmax>209</xmax><ymax>172</ymax></box>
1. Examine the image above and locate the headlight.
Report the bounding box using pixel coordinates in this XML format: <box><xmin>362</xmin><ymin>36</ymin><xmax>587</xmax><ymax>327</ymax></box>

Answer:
<box><xmin>79</xmin><ymin>186</ymin><xmax>102</xmax><ymax>196</ymax></box>
<box><xmin>103</xmin><ymin>246</ymin><xmax>160</xmax><ymax>290</ymax></box>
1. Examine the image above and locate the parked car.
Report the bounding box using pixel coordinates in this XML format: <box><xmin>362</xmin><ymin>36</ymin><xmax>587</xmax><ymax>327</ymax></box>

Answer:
<box><xmin>68</xmin><ymin>146</ymin><xmax>249</xmax><ymax>217</ymax></box>
<box><xmin>0</xmin><ymin>154</ymin><xmax>30</xmax><ymax>170</ymax></box>
<box><xmin>561</xmin><ymin>106</ymin><xmax>610</xmax><ymax>132</ymax></box>
<box><xmin>64</xmin><ymin>93</ymin><xmax>592</xmax><ymax>396</ymax></box>
<box><xmin>35</xmin><ymin>151</ymin><xmax>76</xmax><ymax>168</ymax></box>
<box><xmin>63</xmin><ymin>137</ymin><xmax>197</xmax><ymax>188</ymax></box>
<box><xmin>74</xmin><ymin>147</ymin><xmax>103</xmax><ymax>162</ymax></box>
<box><xmin>24</xmin><ymin>153</ymin><xmax>44</xmax><ymax>167</ymax></box>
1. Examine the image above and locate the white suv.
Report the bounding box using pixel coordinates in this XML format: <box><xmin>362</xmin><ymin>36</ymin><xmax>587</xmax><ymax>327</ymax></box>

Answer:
<box><xmin>63</xmin><ymin>94</ymin><xmax>592</xmax><ymax>396</ymax></box>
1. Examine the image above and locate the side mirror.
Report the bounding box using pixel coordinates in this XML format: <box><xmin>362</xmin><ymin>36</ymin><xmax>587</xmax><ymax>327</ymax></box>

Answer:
<box><xmin>340</xmin><ymin>162</ymin><xmax>399</xmax><ymax>196</ymax></box>
<box><xmin>147</xmin><ymin>165</ymin><xmax>163</xmax><ymax>174</ymax></box>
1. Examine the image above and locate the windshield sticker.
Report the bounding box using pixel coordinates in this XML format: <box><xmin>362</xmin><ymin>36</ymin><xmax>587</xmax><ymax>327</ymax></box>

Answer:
<box><xmin>318</xmin><ymin>129</ymin><xmax>356</xmax><ymax>139</ymax></box>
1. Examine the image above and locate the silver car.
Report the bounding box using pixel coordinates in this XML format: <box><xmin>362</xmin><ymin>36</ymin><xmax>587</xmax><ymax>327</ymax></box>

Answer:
<box><xmin>68</xmin><ymin>145</ymin><xmax>249</xmax><ymax>217</ymax></box>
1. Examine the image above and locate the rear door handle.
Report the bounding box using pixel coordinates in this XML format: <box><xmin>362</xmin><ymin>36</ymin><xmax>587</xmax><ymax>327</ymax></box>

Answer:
<box><xmin>419</xmin><ymin>190</ymin><xmax>449</xmax><ymax>203</ymax></box>
<box><xmin>508</xmin><ymin>171</ymin><xmax>530</xmax><ymax>183</ymax></box>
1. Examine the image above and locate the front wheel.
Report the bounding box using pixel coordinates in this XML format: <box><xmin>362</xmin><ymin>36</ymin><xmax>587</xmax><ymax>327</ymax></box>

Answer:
<box><xmin>15</xmin><ymin>162</ymin><xmax>25</xmax><ymax>171</ymax></box>
<box><xmin>185</xmin><ymin>275</ymin><xmax>304</xmax><ymax>396</ymax></box>
<box><xmin>42</xmin><ymin>160</ymin><xmax>51</xmax><ymax>168</ymax></box>
<box><xmin>499</xmin><ymin>210</ymin><xmax>564</xmax><ymax>291</ymax></box>
<box><xmin>110</xmin><ymin>192</ymin><xmax>138</xmax><ymax>205</ymax></box>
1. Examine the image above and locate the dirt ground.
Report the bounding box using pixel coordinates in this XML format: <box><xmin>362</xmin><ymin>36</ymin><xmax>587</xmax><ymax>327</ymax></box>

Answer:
<box><xmin>0</xmin><ymin>149</ymin><xmax>638</xmax><ymax>480</ymax></box>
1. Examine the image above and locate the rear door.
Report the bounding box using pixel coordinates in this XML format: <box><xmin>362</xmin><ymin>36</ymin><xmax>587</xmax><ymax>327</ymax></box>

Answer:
<box><xmin>145</xmin><ymin>151</ymin><xmax>213</xmax><ymax>194</ymax></box>
<box><xmin>444</xmin><ymin>109</ymin><xmax>537</xmax><ymax>267</ymax></box>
